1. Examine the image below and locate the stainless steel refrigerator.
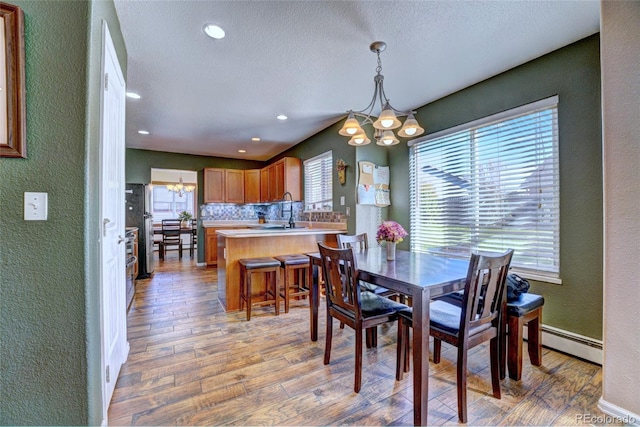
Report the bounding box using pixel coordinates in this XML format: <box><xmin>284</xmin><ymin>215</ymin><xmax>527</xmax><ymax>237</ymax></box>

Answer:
<box><xmin>125</xmin><ymin>183</ymin><xmax>155</xmax><ymax>279</ymax></box>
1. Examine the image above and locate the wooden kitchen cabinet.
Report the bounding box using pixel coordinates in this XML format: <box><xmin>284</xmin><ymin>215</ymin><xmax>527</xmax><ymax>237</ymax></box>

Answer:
<box><xmin>205</xmin><ymin>227</ymin><xmax>219</xmax><ymax>266</ymax></box>
<box><xmin>274</xmin><ymin>157</ymin><xmax>301</xmax><ymax>201</ymax></box>
<box><xmin>204</xmin><ymin>168</ymin><xmax>248</xmax><ymax>203</ymax></box>
<box><xmin>204</xmin><ymin>168</ymin><xmax>225</xmax><ymax>203</ymax></box>
<box><xmin>244</xmin><ymin>169</ymin><xmax>261</xmax><ymax>203</ymax></box>
<box><xmin>225</xmin><ymin>169</ymin><xmax>245</xmax><ymax>203</ymax></box>
<box><xmin>206</xmin><ymin>158</ymin><xmax>300</xmax><ymax>204</ymax></box>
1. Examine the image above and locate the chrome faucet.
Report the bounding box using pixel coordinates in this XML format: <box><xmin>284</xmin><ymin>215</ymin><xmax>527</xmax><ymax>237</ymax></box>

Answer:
<box><xmin>282</xmin><ymin>192</ymin><xmax>295</xmax><ymax>228</ymax></box>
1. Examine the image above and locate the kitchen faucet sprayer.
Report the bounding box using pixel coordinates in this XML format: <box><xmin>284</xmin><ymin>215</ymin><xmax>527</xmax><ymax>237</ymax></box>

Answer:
<box><xmin>282</xmin><ymin>192</ymin><xmax>295</xmax><ymax>228</ymax></box>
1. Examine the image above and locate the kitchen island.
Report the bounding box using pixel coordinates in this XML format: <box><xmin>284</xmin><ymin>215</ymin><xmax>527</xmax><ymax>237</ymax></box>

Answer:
<box><xmin>214</xmin><ymin>226</ymin><xmax>345</xmax><ymax>311</ymax></box>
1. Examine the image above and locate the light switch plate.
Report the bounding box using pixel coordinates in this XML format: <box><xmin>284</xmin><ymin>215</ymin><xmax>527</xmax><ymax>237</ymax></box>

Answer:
<box><xmin>24</xmin><ymin>192</ymin><xmax>48</xmax><ymax>220</ymax></box>
<box><xmin>340</xmin><ymin>196</ymin><xmax>345</xmax><ymax>206</ymax></box>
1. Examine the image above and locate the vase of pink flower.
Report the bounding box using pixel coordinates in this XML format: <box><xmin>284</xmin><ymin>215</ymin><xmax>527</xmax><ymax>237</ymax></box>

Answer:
<box><xmin>376</xmin><ymin>221</ymin><xmax>408</xmax><ymax>260</ymax></box>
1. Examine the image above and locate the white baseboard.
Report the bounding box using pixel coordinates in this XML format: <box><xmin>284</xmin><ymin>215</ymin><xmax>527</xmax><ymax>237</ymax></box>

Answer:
<box><xmin>523</xmin><ymin>323</ymin><xmax>602</xmax><ymax>364</ymax></box>
<box><xmin>196</xmin><ymin>261</ymin><xmax>207</xmax><ymax>267</ymax></box>
<box><xmin>597</xmin><ymin>398</ymin><xmax>640</xmax><ymax>426</ymax></box>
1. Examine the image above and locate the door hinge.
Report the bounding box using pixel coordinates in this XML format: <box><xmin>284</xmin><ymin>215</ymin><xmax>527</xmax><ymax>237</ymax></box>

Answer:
<box><xmin>106</xmin><ymin>365</ymin><xmax>110</xmax><ymax>383</ymax></box>
<box><xmin>104</xmin><ymin>73</ymin><xmax>109</xmax><ymax>90</ymax></box>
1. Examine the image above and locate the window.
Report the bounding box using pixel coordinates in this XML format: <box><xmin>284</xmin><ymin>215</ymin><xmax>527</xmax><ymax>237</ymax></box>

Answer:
<box><xmin>409</xmin><ymin>96</ymin><xmax>559</xmax><ymax>279</ymax></box>
<box><xmin>304</xmin><ymin>150</ymin><xmax>333</xmax><ymax>211</ymax></box>
<box><xmin>151</xmin><ymin>185</ymin><xmax>196</xmax><ymax>222</ymax></box>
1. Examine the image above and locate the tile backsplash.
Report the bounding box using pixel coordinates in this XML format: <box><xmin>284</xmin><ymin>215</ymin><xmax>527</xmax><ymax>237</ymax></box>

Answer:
<box><xmin>200</xmin><ymin>202</ymin><xmax>345</xmax><ymax>223</ymax></box>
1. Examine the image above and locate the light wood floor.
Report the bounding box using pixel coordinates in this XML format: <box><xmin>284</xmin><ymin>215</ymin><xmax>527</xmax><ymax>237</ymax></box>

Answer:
<box><xmin>108</xmin><ymin>250</ymin><xmax>611</xmax><ymax>426</ymax></box>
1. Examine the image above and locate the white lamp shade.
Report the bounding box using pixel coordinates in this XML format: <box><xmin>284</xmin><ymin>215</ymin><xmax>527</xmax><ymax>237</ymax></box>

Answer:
<box><xmin>348</xmin><ymin>132</ymin><xmax>371</xmax><ymax>146</ymax></box>
<box><xmin>373</xmin><ymin>104</ymin><xmax>401</xmax><ymax>130</ymax></box>
<box><xmin>339</xmin><ymin>113</ymin><xmax>364</xmax><ymax>136</ymax></box>
<box><xmin>376</xmin><ymin>130</ymin><xmax>400</xmax><ymax>146</ymax></box>
<box><xmin>397</xmin><ymin>114</ymin><xmax>425</xmax><ymax>138</ymax></box>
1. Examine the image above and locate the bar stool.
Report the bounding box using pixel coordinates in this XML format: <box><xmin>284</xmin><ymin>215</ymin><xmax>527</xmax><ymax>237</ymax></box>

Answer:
<box><xmin>239</xmin><ymin>257</ymin><xmax>281</xmax><ymax>321</ymax></box>
<box><xmin>504</xmin><ymin>293</ymin><xmax>545</xmax><ymax>380</ymax></box>
<box><xmin>274</xmin><ymin>254</ymin><xmax>310</xmax><ymax>313</ymax></box>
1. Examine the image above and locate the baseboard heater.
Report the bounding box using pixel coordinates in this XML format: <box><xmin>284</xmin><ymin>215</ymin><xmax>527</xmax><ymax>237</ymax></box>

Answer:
<box><xmin>523</xmin><ymin>323</ymin><xmax>603</xmax><ymax>365</ymax></box>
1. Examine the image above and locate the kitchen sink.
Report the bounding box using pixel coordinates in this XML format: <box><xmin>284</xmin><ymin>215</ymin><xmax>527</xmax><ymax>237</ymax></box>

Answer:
<box><xmin>249</xmin><ymin>224</ymin><xmax>307</xmax><ymax>230</ymax></box>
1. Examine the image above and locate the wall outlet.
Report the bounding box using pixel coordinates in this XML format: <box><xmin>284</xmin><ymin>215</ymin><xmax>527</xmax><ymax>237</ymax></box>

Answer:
<box><xmin>340</xmin><ymin>196</ymin><xmax>345</xmax><ymax>206</ymax></box>
<box><xmin>346</xmin><ymin>207</ymin><xmax>350</xmax><ymax>216</ymax></box>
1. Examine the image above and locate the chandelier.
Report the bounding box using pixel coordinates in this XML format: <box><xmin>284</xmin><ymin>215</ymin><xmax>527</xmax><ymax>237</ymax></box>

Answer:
<box><xmin>167</xmin><ymin>177</ymin><xmax>195</xmax><ymax>197</ymax></box>
<box><xmin>339</xmin><ymin>41</ymin><xmax>424</xmax><ymax>146</ymax></box>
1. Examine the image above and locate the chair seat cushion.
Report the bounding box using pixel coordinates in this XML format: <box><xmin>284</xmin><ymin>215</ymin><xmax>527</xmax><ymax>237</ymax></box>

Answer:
<box><xmin>360</xmin><ymin>282</ymin><xmax>393</xmax><ymax>296</ymax></box>
<box><xmin>360</xmin><ymin>292</ymin><xmax>407</xmax><ymax>318</ymax></box>
<box><xmin>398</xmin><ymin>300</ymin><xmax>491</xmax><ymax>337</ymax></box>
<box><xmin>507</xmin><ymin>293</ymin><xmax>544</xmax><ymax>317</ymax></box>
<box><xmin>334</xmin><ymin>292</ymin><xmax>407</xmax><ymax>320</ymax></box>
<box><xmin>239</xmin><ymin>257</ymin><xmax>281</xmax><ymax>269</ymax></box>
<box><xmin>275</xmin><ymin>254</ymin><xmax>310</xmax><ymax>266</ymax></box>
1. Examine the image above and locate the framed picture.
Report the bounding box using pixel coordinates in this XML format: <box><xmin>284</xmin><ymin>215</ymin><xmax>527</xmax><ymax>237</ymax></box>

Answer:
<box><xmin>0</xmin><ymin>2</ymin><xmax>25</xmax><ymax>158</ymax></box>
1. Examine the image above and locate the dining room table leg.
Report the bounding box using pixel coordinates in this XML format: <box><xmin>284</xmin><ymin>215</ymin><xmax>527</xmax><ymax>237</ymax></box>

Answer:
<box><xmin>308</xmin><ymin>256</ymin><xmax>319</xmax><ymax>341</ymax></box>
<box><xmin>412</xmin><ymin>288</ymin><xmax>431</xmax><ymax>426</ymax></box>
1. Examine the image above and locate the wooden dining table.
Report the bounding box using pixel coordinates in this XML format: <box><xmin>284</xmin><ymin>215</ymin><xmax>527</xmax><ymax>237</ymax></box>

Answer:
<box><xmin>306</xmin><ymin>246</ymin><xmax>470</xmax><ymax>426</ymax></box>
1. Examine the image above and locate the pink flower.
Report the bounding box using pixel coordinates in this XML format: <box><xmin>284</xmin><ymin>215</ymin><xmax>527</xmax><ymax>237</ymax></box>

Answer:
<box><xmin>376</xmin><ymin>221</ymin><xmax>408</xmax><ymax>244</ymax></box>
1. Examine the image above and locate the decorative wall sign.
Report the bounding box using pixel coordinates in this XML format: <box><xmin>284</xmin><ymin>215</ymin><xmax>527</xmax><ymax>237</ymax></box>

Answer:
<box><xmin>0</xmin><ymin>2</ymin><xmax>26</xmax><ymax>158</ymax></box>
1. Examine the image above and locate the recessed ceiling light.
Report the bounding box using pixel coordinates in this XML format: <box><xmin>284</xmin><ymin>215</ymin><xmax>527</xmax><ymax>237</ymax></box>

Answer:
<box><xmin>251</xmin><ymin>137</ymin><xmax>261</xmax><ymax>142</ymax></box>
<box><xmin>126</xmin><ymin>92</ymin><xmax>141</xmax><ymax>99</ymax></box>
<box><xmin>138</xmin><ymin>130</ymin><xmax>149</xmax><ymax>135</ymax></box>
<box><xmin>238</xmin><ymin>149</ymin><xmax>246</xmax><ymax>153</ymax></box>
<box><xmin>276</xmin><ymin>114</ymin><xmax>288</xmax><ymax>121</ymax></box>
<box><xmin>203</xmin><ymin>24</ymin><xmax>225</xmax><ymax>39</ymax></box>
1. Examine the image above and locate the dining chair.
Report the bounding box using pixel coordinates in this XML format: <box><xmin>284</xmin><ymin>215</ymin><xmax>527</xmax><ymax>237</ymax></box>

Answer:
<box><xmin>337</xmin><ymin>233</ymin><xmax>403</xmax><ymax>346</ymax></box>
<box><xmin>318</xmin><ymin>242</ymin><xmax>408</xmax><ymax>393</ymax></box>
<box><xmin>161</xmin><ymin>219</ymin><xmax>183</xmax><ymax>260</ymax></box>
<box><xmin>396</xmin><ymin>249</ymin><xmax>514</xmax><ymax>423</ymax></box>
<box><xmin>189</xmin><ymin>219</ymin><xmax>197</xmax><ymax>258</ymax></box>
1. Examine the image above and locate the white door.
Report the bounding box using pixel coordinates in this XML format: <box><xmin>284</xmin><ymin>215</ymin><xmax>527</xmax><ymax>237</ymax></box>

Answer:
<box><xmin>100</xmin><ymin>22</ymin><xmax>127</xmax><ymax>416</ymax></box>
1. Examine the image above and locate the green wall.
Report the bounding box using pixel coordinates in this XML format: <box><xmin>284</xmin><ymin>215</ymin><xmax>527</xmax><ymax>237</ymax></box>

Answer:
<box><xmin>125</xmin><ymin>148</ymin><xmax>264</xmax><ymax>184</ymax></box>
<box><xmin>0</xmin><ymin>1</ymin><xmax>126</xmax><ymax>425</ymax></box>
<box><xmin>389</xmin><ymin>34</ymin><xmax>603</xmax><ymax>340</ymax></box>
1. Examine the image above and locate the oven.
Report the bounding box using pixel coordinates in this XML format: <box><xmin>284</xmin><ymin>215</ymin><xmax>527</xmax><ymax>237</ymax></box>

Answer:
<box><xmin>125</xmin><ymin>230</ymin><xmax>137</xmax><ymax>311</ymax></box>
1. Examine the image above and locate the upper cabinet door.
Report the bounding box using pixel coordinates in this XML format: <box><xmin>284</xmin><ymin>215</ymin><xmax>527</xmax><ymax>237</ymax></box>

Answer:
<box><xmin>260</xmin><ymin>167</ymin><xmax>269</xmax><ymax>202</ymax></box>
<box><xmin>225</xmin><ymin>169</ymin><xmax>245</xmax><ymax>204</ymax></box>
<box><xmin>244</xmin><ymin>169</ymin><xmax>261</xmax><ymax>203</ymax></box>
<box><xmin>204</xmin><ymin>168</ymin><xmax>225</xmax><ymax>203</ymax></box>
<box><xmin>274</xmin><ymin>160</ymin><xmax>285</xmax><ymax>201</ymax></box>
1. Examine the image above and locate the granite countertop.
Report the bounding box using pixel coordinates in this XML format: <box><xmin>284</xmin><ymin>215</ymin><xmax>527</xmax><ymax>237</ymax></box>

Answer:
<box><xmin>202</xmin><ymin>220</ymin><xmax>347</xmax><ymax>231</ymax></box>
<box><xmin>215</xmin><ymin>227</ymin><xmax>345</xmax><ymax>238</ymax></box>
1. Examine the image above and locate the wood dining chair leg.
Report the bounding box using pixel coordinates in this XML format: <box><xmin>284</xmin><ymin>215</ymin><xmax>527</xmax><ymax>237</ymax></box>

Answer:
<box><xmin>396</xmin><ymin>317</ymin><xmax>411</xmax><ymax>381</ymax></box>
<box><xmin>457</xmin><ymin>345</ymin><xmax>469</xmax><ymax>423</ymax></box>
<box><xmin>355</xmin><ymin>325</ymin><xmax>363</xmax><ymax>393</ymax></box>
<box><xmin>324</xmin><ymin>316</ymin><xmax>333</xmax><ymax>365</ymax></box>
<box><xmin>490</xmin><ymin>336</ymin><xmax>502</xmax><ymax>399</ymax></box>
<box><xmin>433</xmin><ymin>338</ymin><xmax>442</xmax><ymax>364</ymax></box>
<box><xmin>396</xmin><ymin>320</ymin><xmax>405</xmax><ymax>381</ymax></box>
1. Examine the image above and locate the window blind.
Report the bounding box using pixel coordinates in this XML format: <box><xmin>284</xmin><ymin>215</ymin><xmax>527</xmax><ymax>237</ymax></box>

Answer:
<box><xmin>304</xmin><ymin>150</ymin><xmax>333</xmax><ymax>211</ymax></box>
<box><xmin>410</xmin><ymin>97</ymin><xmax>560</xmax><ymax>278</ymax></box>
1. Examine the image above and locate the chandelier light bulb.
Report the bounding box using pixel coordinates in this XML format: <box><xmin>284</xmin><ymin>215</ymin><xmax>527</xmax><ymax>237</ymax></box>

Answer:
<box><xmin>398</xmin><ymin>114</ymin><xmax>425</xmax><ymax>138</ymax></box>
<box><xmin>339</xmin><ymin>112</ymin><xmax>364</xmax><ymax>137</ymax></box>
<box><xmin>348</xmin><ymin>132</ymin><xmax>371</xmax><ymax>146</ymax></box>
<box><xmin>377</xmin><ymin>130</ymin><xmax>399</xmax><ymax>146</ymax></box>
<box><xmin>373</xmin><ymin>103</ymin><xmax>402</xmax><ymax>130</ymax></box>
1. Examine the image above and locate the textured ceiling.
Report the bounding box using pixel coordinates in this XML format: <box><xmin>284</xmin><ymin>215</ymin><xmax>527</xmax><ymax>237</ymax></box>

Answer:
<box><xmin>114</xmin><ymin>0</ymin><xmax>600</xmax><ymax>161</ymax></box>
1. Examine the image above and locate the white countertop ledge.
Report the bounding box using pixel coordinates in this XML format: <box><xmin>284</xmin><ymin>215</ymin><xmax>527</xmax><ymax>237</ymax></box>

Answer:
<box><xmin>216</xmin><ymin>228</ymin><xmax>344</xmax><ymax>238</ymax></box>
